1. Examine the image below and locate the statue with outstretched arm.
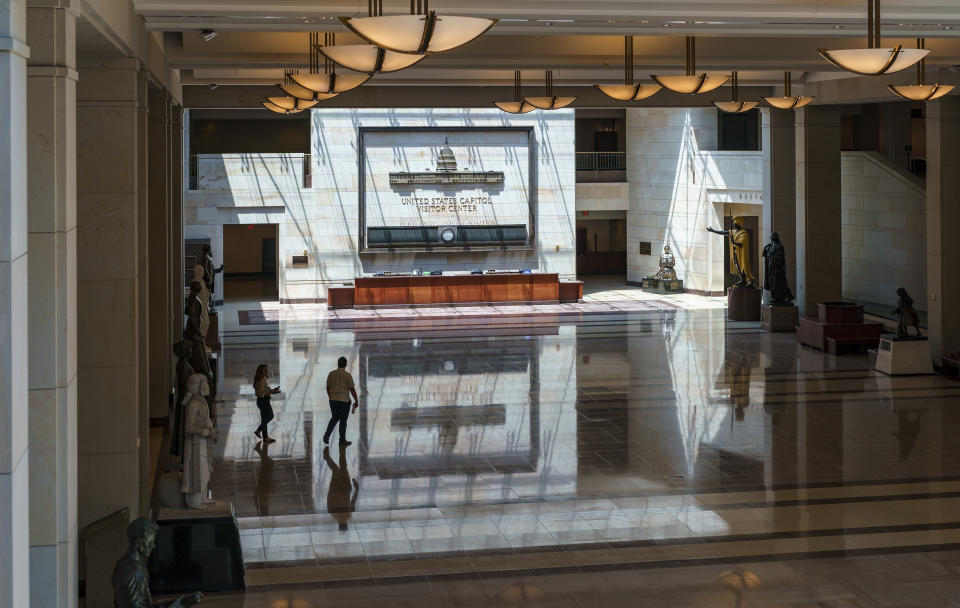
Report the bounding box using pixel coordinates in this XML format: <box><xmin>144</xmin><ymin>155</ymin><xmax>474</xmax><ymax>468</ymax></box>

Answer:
<box><xmin>706</xmin><ymin>217</ymin><xmax>755</xmax><ymax>288</ymax></box>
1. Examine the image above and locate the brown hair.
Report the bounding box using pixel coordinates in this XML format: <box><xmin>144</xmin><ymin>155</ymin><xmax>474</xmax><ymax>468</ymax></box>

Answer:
<box><xmin>254</xmin><ymin>364</ymin><xmax>269</xmax><ymax>387</ymax></box>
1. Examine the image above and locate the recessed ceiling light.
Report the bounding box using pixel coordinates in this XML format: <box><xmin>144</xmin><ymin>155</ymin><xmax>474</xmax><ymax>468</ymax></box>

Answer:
<box><xmin>663</xmin><ymin>23</ymin><xmax>672</xmax><ymax>27</ymax></box>
<box><xmin>944</xmin><ymin>25</ymin><xmax>954</xmax><ymax>30</ymax></box>
<box><xmin>833</xmin><ymin>25</ymin><xmax>844</xmax><ymax>29</ymax></box>
<box><xmin>500</xmin><ymin>18</ymin><xmax>529</xmax><ymax>22</ymax></box>
<box><xmin>536</xmin><ymin>19</ymin><xmax>574</xmax><ymax>23</ymax></box>
<box><xmin>201</xmin><ymin>29</ymin><xmax>217</xmax><ymax>41</ymax></box>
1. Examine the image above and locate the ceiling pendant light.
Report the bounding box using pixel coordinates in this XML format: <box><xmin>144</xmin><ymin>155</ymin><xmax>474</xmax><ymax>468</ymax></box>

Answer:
<box><xmin>595</xmin><ymin>36</ymin><xmax>661</xmax><ymax>101</ymax></box>
<box><xmin>713</xmin><ymin>71</ymin><xmax>759</xmax><ymax>113</ymax></box>
<box><xmin>819</xmin><ymin>0</ymin><xmax>927</xmax><ymax>75</ymax></box>
<box><xmin>288</xmin><ymin>33</ymin><xmax>370</xmax><ymax>95</ymax></box>
<box><xmin>651</xmin><ymin>37</ymin><xmax>729</xmax><ymax>94</ymax></box>
<box><xmin>320</xmin><ymin>0</ymin><xmax>426</xmax><ymax>73</ymax></box>
<box><xmin>762</xmin><ymin>72</ymin><xmax>815</xmax><ymax>110</ymax></box>
<box><xmin>494</xmin><ymin>70</ymin><xmax>536</xmax><ymax>114</ymax></box>
<box><xmin>888</xmin><ymin>39</ymin><xmax>955</xmax><ymax>101</ymax></box>
<box><xmin>523</xmin><ymin>70</ymin><xmax>576</xmax><ymax>110</ymax></box>
<box><xmin>261</xmin><ymin>101</ymin><xmax>304</xmax><ymax>116</ymax></box>
<box><xmin>340</xmin><ymin>0</ymin><xmax>497</xmax><ymax>56</ymax></box>
<box><xmin>277</xmin><ymin>67</ymin><xmax>339</xmax><ymax>102</ymax></box>
<box><xmin>264</xmin><ymin>96</ymin><xmax>320</xmax><ymax>111</ymax></box>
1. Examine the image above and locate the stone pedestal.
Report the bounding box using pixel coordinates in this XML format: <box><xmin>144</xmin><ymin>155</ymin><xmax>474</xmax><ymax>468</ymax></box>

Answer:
<box><xmin>762</xmin><ymin>304</ymin><xmax>799</xmax><ymax>332</ymax></box>
<box><xmin>728</xmin><ymin>287</ymin><xmax>761</xmax><ymax>321</ymax></box>
<box><xmin>641</xmin><ymin>277</ymin><xmax>684</xmax><ymax>294</ymax></box>
<box><xmin>875</xmin><ymin>336</ymin><xmax>935</xmax><ymax>375</ymax></box>
<box><xmin>798</xmin><ymin>301</ymin><xmax>883</xmax><ymax>352</ymax></box>
<box><xmin>152</xmin><ymin>501</ymin><xmax>245</xmax><ymax>593</ymax></box>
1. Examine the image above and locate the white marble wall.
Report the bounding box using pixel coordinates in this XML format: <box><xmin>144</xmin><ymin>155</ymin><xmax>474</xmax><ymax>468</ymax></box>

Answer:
<box><xmin>185</xmin><ymin>108</ymin><xmax>576</xmax><ymax>301</ymax></box>
<box><xmin>575</xmin><ymin>182</ymin><xmax>628</xmax><ymax>211</ymax></box>
<box><xmin>841</xmin><ymin>151</ymin><xmax>926</xmax><ymax>310</ymax></box>
<box><xmin>625</xmin><ymin>108</ymin><xmax>763</xmax><ymax>294</ymax></box>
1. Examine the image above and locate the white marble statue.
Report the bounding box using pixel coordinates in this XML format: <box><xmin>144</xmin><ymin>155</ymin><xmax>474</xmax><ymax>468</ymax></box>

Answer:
<box><xmin>181</xmin><ymin>373</ymin><xmax>216</xmax><ymax>509</ymax></box>
<box><xmin>192</xmin><ymin>265</ymin><xmax>211</xmax><ymax>339</ymax></box>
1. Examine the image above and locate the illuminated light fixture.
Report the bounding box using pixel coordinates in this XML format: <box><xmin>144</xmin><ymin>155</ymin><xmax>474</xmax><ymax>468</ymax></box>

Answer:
<box><xmin>523</xmin><ymin>70</ymin><xmax>576</xmax><ymax>110</ymax></box>
<box><xmin>818</xmin><ymin>0</ymin><xmax>927</xmax><ymax>75</ymax></box>
<box><xmin>888</xmin><ymin>39</ymin><xmax>955</xmax><ymax>100</ymax></box>
<box><xmin>339</xmin><ymin>0</ymin><xmax>497</xmax><ymax>56</ymax></box>
<box><xmin>762</xmin><ymin>71</ymin><xmax>815</xmax><ymax>110</ymax></box>
<box><xmin>261</xmin><ymin>101</ymin><xmax>303</xmax><ymax>115</ymax></box>
<box><xmin>201</xmin><ymin>29</ymin><xmax>217</xmax><ymax>42</ymax></box>
<box><xmin>494</xmin><ymin>70</ymin><xmax>536</xmax><ymax>114</ymax></box>
<box><xmin>276</xmin><ymin>68</ymin><xmax>340</xmax><ymax>102</ymax></box>
<box><xmin>712</xmin><ymin>71</ymin><xmax>759</xmax><ymax>113</ymax></box>
<box><xmin>651</xmin><ymin>36</ymin><xmax>729</xmax><ymax>94</ymax></box>
<box><xmin>595</xmin><ymin>36</ymin><xmax>661</xmax><ymax>101</ymax></box>
<box><xmin>289</xmin><ymin>33</ymin><xmax>370</xmax><ymax>94</ymax></box>
<box><xmin>320</xmin><ymin>0</ymin><xmax>426</xmax><ymax>73</ymax></box>
<box><xmin>264</xmin><ymin>96</ymin><xmax>319</xmax><ymax>111</ymax></box>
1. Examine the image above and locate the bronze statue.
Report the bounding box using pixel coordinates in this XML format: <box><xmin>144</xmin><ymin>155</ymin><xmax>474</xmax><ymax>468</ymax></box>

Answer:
<box><xmin>171</xmin><ymin>340</ymin><xmax>195</xmax><ymax>458</ymax></box>
<box><xmin>653</xmin><ymin>245</ymin><xmax>677</xmax><ymax>280</ymax></box>
<box><xmin>707</xmin><ymin>217</ymin><xmax>755</xmax><ymax>288</ymax></box>
<box><xmin>183</xmin><ymin>281</ymin><xmax>204</xmax><ymax>342</ymax></box>
<box><xmin>112</xmin><ymin>518</ymin><xmax>202</xmax><ymax>608</ymax></box>
<box><xmin>201</xmin><ymin>244</ymin><xmax>224</xmax><ymax>305</ymax></box>
<box><xmin>894</xmin><ymin>287</ymin><xmax>921</xmax><ymax>338</ymax></box>
<box><xmin>761</xmin><ymin>232</ymin><xmax>794</xmax><ymax>305</ymax></box>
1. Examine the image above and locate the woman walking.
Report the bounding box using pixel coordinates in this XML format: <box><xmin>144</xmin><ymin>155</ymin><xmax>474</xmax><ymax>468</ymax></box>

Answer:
<box><xmin>253</xmin><ymin>364</ymin><xmax>280</xmax><ymax>443</ymax></box>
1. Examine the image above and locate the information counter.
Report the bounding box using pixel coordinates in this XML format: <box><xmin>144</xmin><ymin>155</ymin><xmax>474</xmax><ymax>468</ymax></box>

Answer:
<box><xmin>328</xmin><ymin>273</ymin><xmax>582</xmax><ymax>308</ymax></box>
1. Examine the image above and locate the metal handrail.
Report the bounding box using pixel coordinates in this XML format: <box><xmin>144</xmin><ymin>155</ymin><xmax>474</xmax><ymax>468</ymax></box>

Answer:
<box><xmin>576</xmin><ymin>151</ymin><xmax>626</xmax><ymax>171</ymax></box>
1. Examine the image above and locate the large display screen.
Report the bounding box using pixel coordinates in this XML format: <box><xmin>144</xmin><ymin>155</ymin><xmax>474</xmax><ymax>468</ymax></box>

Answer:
<box><xmin>359</xmin><ymin>127</ymin><xmax>534</xmax><ymax>250</ymax></box>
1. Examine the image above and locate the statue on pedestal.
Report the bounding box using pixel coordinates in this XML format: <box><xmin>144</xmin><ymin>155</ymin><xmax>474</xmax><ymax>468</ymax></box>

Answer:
<box><xmin>894</xmin><ymin>287</ymin><xmax>922</xmax><ymax>338</ymax></box>
<box><xmin>762</xmin><ymin>233</ymin><xmax>794</xmax><ymax>305</ymax></box>
<box><xmin>201</xmin><ymin>244</ymin><xmax>224</xmax><ymax>306</ymax></box>
<box><xmin>707</xmin><ymin>217</ymin><xmax>755</xmax><ymax>288</ymax></box>
<box><xmin>181</xmin><ymin>374</ymin><xmax>216</xmax><ymax>509</ymax></box>
<box><xmin>112</xmin><ymin>518</ymin><xmax>202</xmax><ymax>607</ymax></box>
<box><xmin>192</xmin><ymin>265</ymin><xmax>210</xmax><ymax>339</ymax></box>
<box><xmin>183</xmin><ymin>281</ymin><xmax>211</xmax><ymax>378</ymax></box>
<box><xmin>170</xmin><ymin>340</ymin><xmax>195</xmax><ymax>458</ymax></box>
<box><xmin>653</xmin><ymin>245</ymin><xmax>677</xmax><ymax>280</ymax></box>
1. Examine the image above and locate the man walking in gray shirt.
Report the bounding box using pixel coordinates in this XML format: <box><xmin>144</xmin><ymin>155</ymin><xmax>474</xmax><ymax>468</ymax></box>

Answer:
<box><xmin>325</xmin><ymin>356</ymin><xmax>360</xmax><ymax>446</ymax></box>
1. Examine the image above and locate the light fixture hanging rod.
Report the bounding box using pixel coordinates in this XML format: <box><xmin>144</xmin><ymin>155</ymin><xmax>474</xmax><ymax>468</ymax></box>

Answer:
<box><xmin>873</xmin><ymin>0</ymin><xmax>881</xmax><ymax>49</ymax></box>
<box><xmin>685</xmin><ymin>36</ymin><xmax>695</xmax><ymax>76</ymax></box>
<box><xmin>917</xmin><ymin>37</ymin><xmax>926</xmax><ymax>85</ymax></box>
<box><xmin>784</xmin><ymin>71</ymin><xmax>791</xmax><ymax>96</ymax></box>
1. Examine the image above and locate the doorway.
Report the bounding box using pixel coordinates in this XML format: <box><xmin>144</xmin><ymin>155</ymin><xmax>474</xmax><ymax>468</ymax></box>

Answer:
<box><xmin>575</xmin><ymin>212</ymin><xmax>627</xmax><ymax>277</ymax></box>
<box><xmin>222</xmin><ymin>224</ymin><xmax>279</xmax><ymax>301</ymax></box>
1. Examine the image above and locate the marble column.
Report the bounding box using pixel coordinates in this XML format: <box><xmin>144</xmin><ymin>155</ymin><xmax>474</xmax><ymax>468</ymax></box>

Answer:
<box><xmin>761</xmin><ymin>108</ymin><xmax>797</xmax><ymax>296</ymax></box>
<box><xmin>148</xmin><ymin>89</ymin><xmax>171</xmax><ymax>422</ymax></box>
<box><xmin>795</xmin><ymin>106</ymin><xmax>843</xmax><ymax>315</ymax></box>
<box><xmin>26</xmin><ymin>1</ymin><xmax>78</xmax><ymax>605</ymax></box>
<box><xmin>0</xmin><ymin>0</ymin><xmax>31</xmax><ymax>606</ymax></box>
<box><xmin>170</xmin><ymin>105</ymin><xmax>183</xmax><ymax>351</ymax></box>
<box><xmin>76</xmin><ymin>58</ymin><xmax>143</xmax><ymax>528</ymax></box>
<box><xmin>136</xmin><ymin>69</ymin><xmax>150</xmax><ymax>511</ymax></box>
<box><xmin>925</xmin><ymin>97</ymin><xmax>960</xmax><ymax>362</ymax></box>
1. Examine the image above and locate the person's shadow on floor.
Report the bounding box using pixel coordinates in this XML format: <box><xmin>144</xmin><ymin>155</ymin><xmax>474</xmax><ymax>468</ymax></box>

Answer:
<box><xmin>324</xmin><ymin>444</ymin><xmax>359</xmax><ymax>530</ymax></box>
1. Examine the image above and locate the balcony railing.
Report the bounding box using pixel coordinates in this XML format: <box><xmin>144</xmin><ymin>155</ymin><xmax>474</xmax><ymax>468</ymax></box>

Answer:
<box><xmin>576</xmin><ymin>151</ymin><xmax>626</xmax><ymax>183</ymax></box>
<box><xmin>189</xmin><ymin>153</ymin><xmax>312</xmax><ymax>190</ymax></box>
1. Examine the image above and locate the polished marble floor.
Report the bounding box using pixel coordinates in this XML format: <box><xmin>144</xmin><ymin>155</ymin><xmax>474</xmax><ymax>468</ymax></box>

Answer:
<box><xmin>196</xmin><ymin>281</ymin><xmax>960</xmax><ymax>604</ymax></box>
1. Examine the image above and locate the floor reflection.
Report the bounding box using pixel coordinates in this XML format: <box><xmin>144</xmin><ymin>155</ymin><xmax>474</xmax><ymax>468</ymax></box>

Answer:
<box><xmin>209</xmin><ymin>300</ymin><xmax>960</xmax><ymax>582</ymax></box>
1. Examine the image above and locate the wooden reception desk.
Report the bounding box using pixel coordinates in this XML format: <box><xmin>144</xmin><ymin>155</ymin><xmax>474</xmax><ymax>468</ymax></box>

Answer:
<box><xmin>328</xmin><ymin>273</ymin><xmax>583</xmax><ymax>308</ymax></box>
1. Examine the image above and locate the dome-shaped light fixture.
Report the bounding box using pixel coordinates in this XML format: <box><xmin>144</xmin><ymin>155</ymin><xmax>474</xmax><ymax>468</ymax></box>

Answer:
<box><xmin>264</xmin><ymin>96</ymin><xmax>320</xmax><ymax>111</ymax></box>
<box><xmin>523</xmin><ymin>70</ymin><xmax>575</xmax><ymax>110</ymax></box>
<box><xmin>261</xmin><ymin>101</ymin><xmax>304</xmax><ymax>116</ymax></box>
<box><xmin>276</xmin><ymin>67</ymin><xmax>340</xmax><ymax>102</ymax></box>
<box><xmin>339</xmin><ymin>0</ymin><xmax>496</xmax><ymax>56</ymax></box>
<box><xmin>762</xmin><ymin>72</ymin><xmax>815</xmax><ymax>110</ymax></box>
<box><xmin>320</xmin><ymin>1</ymin><xmax>426</xmax><ymax>73</ymax></box>
<box><xmin>652</xmin><ymin>36</ymin><xmax>729</xmax><ymax>94</ymax></box>
<box><xmin>289</xmin><ymin>33</ymin><xmax>371</xmax><ymax>94</ymax></box>
<box><xmin>713</xmin><ymin>71</ymin><xmax>759</xmax><ymax>113</ymax></box>
<box><xmin>819</xmin><ymin>0</ymin><xmax>927</xmax><ymax>75</ymax></box>
<box><xmin>888</xmin><ymin>38</ymin><xmax>955</xmax><ymax>101</ymax></box>
<box><xmin>494</xmin><ymin>70</ymin><xmax>536</xmax><ymax>114</ymax></box>
<box><xmin>596</xmin><ymin>36</ymin><xmax>661</xmax><ymax>101</ymax></box>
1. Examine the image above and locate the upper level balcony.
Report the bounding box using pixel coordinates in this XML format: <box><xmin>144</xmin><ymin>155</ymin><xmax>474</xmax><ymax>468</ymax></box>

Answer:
<box><xmin>189</xmin><ymin>153</ymin><xmax>312</xmax><ymax>191</ymax></box>
<box><xmin>576</xmin><ymin>151</ymin><xmax>626</xmax><ymax>183</ymax></box>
